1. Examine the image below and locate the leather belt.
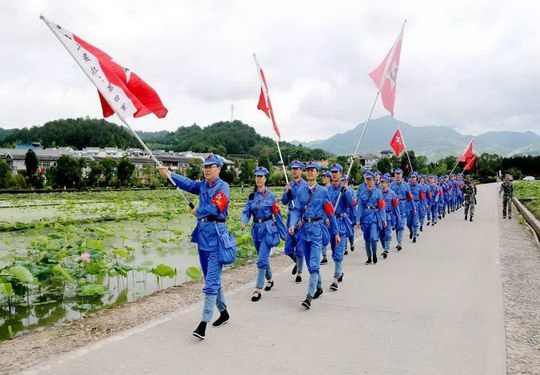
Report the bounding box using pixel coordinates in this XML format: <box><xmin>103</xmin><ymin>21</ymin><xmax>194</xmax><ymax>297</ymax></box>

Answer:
<box><xmin>199</xmin><ymin>217</ymin><xmax>226</xmax><ymax>223</ymax></box>
<box><xmin>254</xmin><ymin>216</ymin><xmax>273</xmax><ymax>223</ymax></box>
<box><xmin>303</xmin><ymin>217</ymin><xmax>322</xmax><ymax>223</ymax></box>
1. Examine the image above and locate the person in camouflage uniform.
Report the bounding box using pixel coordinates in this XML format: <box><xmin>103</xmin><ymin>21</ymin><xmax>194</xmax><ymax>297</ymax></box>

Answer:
<box><xmin>499</xmin><ymin>174</ymin><xmax>514</xmax><ymax>219</ymax></box>
<box><xmin>463</xmin><ymin>175</ymin><xmax>477</xmax><ymax>222</ymax></box>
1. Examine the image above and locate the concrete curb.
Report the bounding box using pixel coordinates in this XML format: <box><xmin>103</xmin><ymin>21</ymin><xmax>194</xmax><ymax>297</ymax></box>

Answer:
<box><xmin>513</xmin><ymin>197</ymin><xmax>540</xmax><ymax>240</ymax></box>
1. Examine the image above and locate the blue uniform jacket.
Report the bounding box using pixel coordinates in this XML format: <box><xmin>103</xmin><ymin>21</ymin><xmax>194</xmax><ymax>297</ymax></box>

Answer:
<box><xmin>356</xmin><ymin>187</ymin><xmax>387</xmax><ymax>225</ymax></box>
<box><xmin>171</xmin><ymin>173</ymin><xmax>230</xmax><ymax>252</ymax></box>
<box><xmin>390</xmin><ymin>180</ymin><xmax>415</xmax><ymax>214</ymax></box>
<box><xmin>241</xmin><ymin>188</ymin><xmax>287</xmax><ymax>245</ymax></box>
<box><xmin>281</xmin><ymin>178</ymin><xmax>308</xmax><ymax>227</ymax></box>
<box><xmin>381</xmin><ymin>188</ymin><xmax>401</xmax><ymax>229</ymax></box>
<box><xmin>326</xmin><ymin>182</ymin><xmax>355</xmax><ymax>236</ymax></box>
<box><xmin>289</xmin><ymin>184</ymin><xmax>338</xmax><ymax>242</ymax></box>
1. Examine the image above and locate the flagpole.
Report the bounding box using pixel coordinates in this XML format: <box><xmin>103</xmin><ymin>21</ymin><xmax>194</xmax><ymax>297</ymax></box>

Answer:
<box><xmin>399</xmin><ymin>127</ymin><xmax>414</xmax><ymax>173</ymax></box>
<box><xmin>449</xmin><ymin>137</ymin><xmax>475</xmax><ymax>175</ymax></box>
<box><xmin>119</xmin><ymin>118</ymin><xmax>194</xmax><ymax>208</ymax></box>
<box><xmin>41</xmin><ymin>15</ymin><xmax>193</xmax><ymax>208</ymax></box>
<box><xmin>253</xmin><ymin>54</ymin><xmax>291</xmax><ymax>187</ymax></box>
<box><xmin>331</xmin><ymin>89</ymin><xmax>381</xmax><ymax>212</ymax></box>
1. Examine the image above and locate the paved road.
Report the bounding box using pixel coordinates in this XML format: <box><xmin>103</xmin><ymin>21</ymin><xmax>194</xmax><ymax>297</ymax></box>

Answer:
<box><xmin>26</xmin><ymin>183</ymin><xmax>507</xmax><ymax>375</ymax></box>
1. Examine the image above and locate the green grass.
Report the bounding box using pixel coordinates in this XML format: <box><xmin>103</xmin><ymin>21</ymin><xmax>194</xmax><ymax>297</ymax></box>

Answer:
<box><xmin>514</xmin><ymin>181</ymin><xmax>540</xmax><ymax>220</ymax></box>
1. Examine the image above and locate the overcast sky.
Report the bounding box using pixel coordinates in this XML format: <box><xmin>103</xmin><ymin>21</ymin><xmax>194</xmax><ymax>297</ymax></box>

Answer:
<box><xmin>1</xmin><ymin>0</ymin><xmax>539</xmax><ymax>142</ymax></box>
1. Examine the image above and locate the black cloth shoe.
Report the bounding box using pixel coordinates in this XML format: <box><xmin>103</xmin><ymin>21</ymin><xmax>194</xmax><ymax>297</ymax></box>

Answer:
<box><xmin>344</xmin><ymin>250</ymin><xmax>349</xmax><ymax>255</ymax></box>
<box><xmin>337</xmin><ymin>273</ymin><xmax>344</xmax><ymax>282</ymax></box>
<box><xmin>396</xmin><ymin>245</ymin><xmax>402</xmax><ymax>251</ymax></box>
<box><xmin>382</xmin><ymin>251</ymin><xmax>388</xmax><ymax>259</ymax></box>
<box><xmin>365</xmin><ymin>257</ymin><xmax>372</xmax><ymax>265</ymax></box>
<box><xmin>295</xmin><ymin>275</ymin><xmax>302</xmax><ymax>283</ymax></box>
<box><xmin>420</xmin><ymin>226</ymin><xmax>423</xmax><ymax>232</ymax></box>
<box><xmin>302</xmin><ymin>297</ymin><xmax>312</xmax><ymax>309</ymax></box>
<box><xmin>373</xmin><ymin>254</ymin><xmax>378</xmax><ymax>264</ymax></box>
<box><xmin>264</xmin><ymin>280</ymin><xmax>274</xmax><ymax>291</ymax></box>
<box><xmin>427</xmin><ymin>221</ymin><xmax>430</xmax><ymax>226</ymax></box>
<box><xmin>350</xmin><ymin>246</ymin><xmax>355</xmax><ymax>252</ymax></box>
<box><xmin>193</xmin><ymin>321</ymin><xmax>207</xmax><ymax>340</ymax></box>
<box><xmin>251</xmin><ymin>291</ymin><xmax>261</xmax><ymax>302</ymax></box>
<box><xmin>320</xmin><ymin>257</ymin><xmax>328</xmax><ymax>264</ymax></box>
<box><xmin>409</xmin><ymin>232</ymin><xmax>413</xmax><ymax>239</ymax></box>
<box><xmin>291</xmin><ymin>264</ymin><xmax>297</xmax><ymax>275</ymax></box>
<box><xmin>313</xmin><ymin>287</ymin><xmax>323</xmax><ymax>299</ymax></box>
<box><xmin>508</xmin><ymin>216</ymin><xmax>512</xmax><ymax>219</ymax></box>
<box><xmin>470</xmin><ymin>217</ymin><xmax>473</xmax><ymax>222</ymax></box>
<box><xmin>212</xmin><ymin>310</ymin><xmax>230</xmax><ymax>327</ymax></box>
<box><xmin>413</xmin><ymin>236</ymin><xmax>417</xmax><ymax>243</ymax></box>
<box><xmin>330</xmin><ymin>282</ymin><xmax>338</xmax><ymax>291</ymax></box>
<box><xmin>464</xmin><ymin>214</ymin><xmax>467</xmax><ymax>220</ymax></box>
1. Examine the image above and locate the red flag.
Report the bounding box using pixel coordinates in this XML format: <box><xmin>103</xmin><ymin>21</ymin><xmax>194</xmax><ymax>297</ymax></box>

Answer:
<box><xmin>255</xmin><ymin>60</ymin><xmax>281</xmax><ymax>139</ymax></box>
<box><xmin>463</xmin><ymin>154</ymin><xmax>477</xmax><ymax>171</ymax></box>
<box><xmin>42</xmin><ymin>16</ymin><xmax>167</xmax><ymax>120</ymax></box>
<box><xmin>390</xmin><ymin>129</ymin><xmax>405</xmax><ymax>157</ymax></box>
<box><xmin>369</xmin><ymin>23</ymin><xmax>405</xmax><ymax>116</ymax></box>
<box><xmin>457</xmin><ymin>140</ymin><xmax>474</xmax><ymax>162</ymax></box>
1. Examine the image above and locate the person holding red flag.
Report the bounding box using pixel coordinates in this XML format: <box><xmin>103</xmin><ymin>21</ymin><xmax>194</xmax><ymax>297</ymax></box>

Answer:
<box><xmin>159</xmin><ymin>155</ymin><xmax>232</xmax><ymax>340</ymax></box>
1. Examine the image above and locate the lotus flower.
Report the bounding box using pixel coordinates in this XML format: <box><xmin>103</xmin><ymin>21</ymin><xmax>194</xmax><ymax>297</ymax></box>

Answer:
<box><xmin>80</xmin><ymin>252</ymin><xmax>91</xmax><ymax>262</ymax></box>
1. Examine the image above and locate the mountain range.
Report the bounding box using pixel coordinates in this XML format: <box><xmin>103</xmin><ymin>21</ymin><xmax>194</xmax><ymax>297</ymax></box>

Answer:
<box><xmin>293</xmin><ymin>116</ymin><xmax>540</xmax><ymax>160</ymax></box>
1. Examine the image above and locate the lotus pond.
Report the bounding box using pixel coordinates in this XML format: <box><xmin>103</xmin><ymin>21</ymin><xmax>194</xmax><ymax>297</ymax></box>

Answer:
<box><xmin>0</xmin><ymin>188</ymin><xmax>277</xmax><ymax>340</ymax></box>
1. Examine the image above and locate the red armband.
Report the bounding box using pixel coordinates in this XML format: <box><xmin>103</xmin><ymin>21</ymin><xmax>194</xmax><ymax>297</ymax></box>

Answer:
<box><xmin>378</xmin><ymin>198</ymin><xmax>386</xmax><ymax>210</ymax></box>
<box><xmin>353</xmin><ymin>199</ymin><xmax>358</xmax><ymax>207</ymax></box>
<box><xmin>420</xmin><ymin>192</ymin><xmax>425</xmax><ymax>200</ymax></box>
<box><xmin>406</xmin><ymin>192</ymin><xmax>413</xmax><ymax>201</ymax></box>
<box><xmin>212</xmin><ymin>191</ymin><xmax>229</xmax><ymax>212</ymax></box>
<box><xmin>324</xmin><ymin>201</ymin><xmax>334</xmax><ymax>216</ymax></box>
<box><xmin>392</xmin><ymin>197</ymin><xmax>399</xmax><ymax>207</ymax></box>
<box><xmin>427</xmin><ymin>192</ymin><xmax>432</xmax><ymax>199</ymax></box>
<box><xmin>271</xmin><ymin>201</ymin><xmax>280</xmax><ymax>215</ymax></box>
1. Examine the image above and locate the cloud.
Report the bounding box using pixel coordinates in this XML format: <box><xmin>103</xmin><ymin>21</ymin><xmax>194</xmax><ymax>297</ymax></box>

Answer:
<box><xmin>0</xmin><ymin>0</ymin><xmax>539</xmax><ymax>142</ymax></box>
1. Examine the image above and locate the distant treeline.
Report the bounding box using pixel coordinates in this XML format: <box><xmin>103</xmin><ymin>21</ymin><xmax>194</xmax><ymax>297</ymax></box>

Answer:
<box><xmin>0</xmin><ymin>118</ymin><xmax>332</xmax><ymax>163</ymax></box>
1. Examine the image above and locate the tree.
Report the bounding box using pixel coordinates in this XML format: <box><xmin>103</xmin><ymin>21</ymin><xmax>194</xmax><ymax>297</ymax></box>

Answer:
<box><xmin>506</xmin><ymin>167</ymin><xmax>523</xmax><ymax>180</ymax></box>
<box><xmin>117</xmin><ymin>157</ymin><xmax>135</xmax><ymax>186</ymax></box>
<box><xmin>25</xmin><ymin>149</ymin><xmax>38</xmax><ymax>177</ymax></box>
<box><xmin>24</xmin><ymin>149</ymin><xmax>39</xmax><ymax>188</ymax></box>
<box><xmin>258</xmin><ymin>155</ymin><xmax>272</xmax><ymax>171</ymax></box>
<box><xmin>86</xmin><ymin>160</ymin><xmax>104</xmax><ymax>187</ymax></box>
<box><xmin>239</xmin><ymin>159</ymin><xmax>257</xmax><ymax>185</ymax></box>
<box><xmin>99</xmin><ymin>158</ymin><xmax>118</xmax><ymax>187</ymax></box>
<box><xmin>376</xmin><ymin>158</ymin><xmax>392</xmax><ymax>174</ymax></box>
<box><xmin>219</xmin><ymin>165</ymin><xmax>235</xmax><ymax>184</ymax></box>
<box><xmin>186</xmin><ymin>159</ymin><xmax>203</xmax><ymax>180</ymax></box>
<box><xmin>0</xmin><ymin>159</ymin><xmax>12</xmax><ymax>189</ymax></box>
<box><xmin>53</xmin><ymin>155</ymin><xmax>83</xmax><ymax>189</ymax></box>
<box><xmin>477</xmin><ymin>153</ymin><xmax>502</xmax><ymax>179</ymax></box>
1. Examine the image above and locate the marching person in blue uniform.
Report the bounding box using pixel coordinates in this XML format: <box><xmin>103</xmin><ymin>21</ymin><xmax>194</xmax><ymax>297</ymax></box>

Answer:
<box><xmin>326</xmin><ymin>163</ymin><xmax>354</xmax><ymax>291</ymax></box>
<box><xmin>407</xmin><ymin>172</ymin><xmax>422</xmax><ymax>242</ymax></box>
<box><xmin>281</xmin><ymin>160</ymin><xmax>308</xmax><ymax>283</ymax></box>
<box><xmin>343</xmin><ymin>175</ymin><xmax>357</xmax><ymax>254</ymax></box>
<box><xmin>288</xmin><ymin>161</ymin><xmax>340</xmax><ymax>309</ymax></box>
<box><xmin>356</xmin><ymin>171</ymin><xmax>387</xmax><ymax>264</ymax></box>
<box><xmin>449</xmin><ymin>174</ymin><xmax>458</xmax><ymax>212</ymax></box>
<box><xmin>158</xmin><ymin>154</ymin><xmax>232</xmax><ymax>340</ymax></box>
<box><xmin>320</xmin><ymin>171</ymin><xmax>332</xmax><ymax>264</ymax></box>
<box><xmin>379</xmin><ymin>175</ymin><xmax>400</xmax><ymax>258</ymax></box>
<box><xmin>390</xmin><ymin>169</ymin><xmax>414</xmax><ymax>251</ymax></box>
<box><xmin>426</xmin><ymin>175</ymin><xmax>440</xmax><ymax>226</ymax></box>
<box><xmin>241</xmin><ymin>167</ymin><xmax>287</xmax><ymax>302</ymax></box>
<box><xmin>418</xmin><ymin>175</ymin><xmax>429</xmax><ymax>231</ymax></box>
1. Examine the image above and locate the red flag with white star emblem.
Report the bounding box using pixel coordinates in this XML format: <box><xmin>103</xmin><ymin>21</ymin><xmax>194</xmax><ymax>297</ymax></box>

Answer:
<box><xmin>369</xmin><ymin>23</ymin><xmax>405</xmax><ymax>116</ymax></box>
<box><xmin>390</xmin><ymin>129</ymin><xmax>405</xmax><ymax>157</ymax></box>
<box><xmin>254</xmin><ymin>57</ymin><xmax>281</xmax><ymax>139</ymax></box>
<box><xmin>41</xmin><ymin>16</ymin><xmax>167</xmax><ymax>120</ymax></box>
